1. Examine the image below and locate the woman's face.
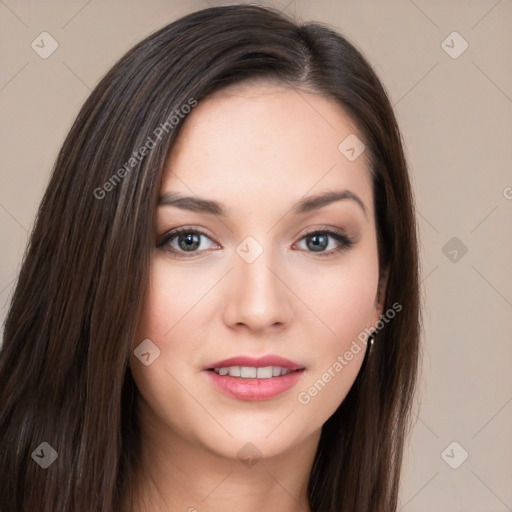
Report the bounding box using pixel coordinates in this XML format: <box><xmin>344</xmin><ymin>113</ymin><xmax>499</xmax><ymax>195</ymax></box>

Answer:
<box><xmin>131</xmin><ymin>82</ymin><xmax>386</xmax><ymax>462</ymax></box>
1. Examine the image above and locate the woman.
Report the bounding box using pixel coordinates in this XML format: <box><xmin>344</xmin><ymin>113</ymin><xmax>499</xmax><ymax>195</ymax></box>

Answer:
<box><xmin>0</xmin><ymin>4</ymin><xmax>421</xmax><ymax>512</ymax></box>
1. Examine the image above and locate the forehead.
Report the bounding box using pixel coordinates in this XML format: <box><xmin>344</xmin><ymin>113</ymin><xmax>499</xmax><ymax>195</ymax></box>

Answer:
<box><xmin>161</xmin><ymin>82</ymin><xmax>373</xmax><ymax>217</ymax></box>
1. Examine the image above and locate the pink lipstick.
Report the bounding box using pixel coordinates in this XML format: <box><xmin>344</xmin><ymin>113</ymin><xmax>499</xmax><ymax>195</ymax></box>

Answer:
<box><xmin>202</xmin><ymin>355</ymin><xmax>305</xmax><ymax>401</ymax></box>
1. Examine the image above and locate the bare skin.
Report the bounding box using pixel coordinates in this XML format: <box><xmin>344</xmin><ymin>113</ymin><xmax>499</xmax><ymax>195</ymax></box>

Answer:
<box><xmin>129</xmin><ymin>81</ymin><xmax>387</xmax><ymax>512</ymax></box>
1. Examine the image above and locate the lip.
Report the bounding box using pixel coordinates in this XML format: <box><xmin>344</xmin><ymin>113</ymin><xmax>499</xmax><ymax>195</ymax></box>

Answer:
<box><xmin>204</xmin><ymin>355</ymin><xmax>305</xmax><ymax>371</ymax></box>
<box><xmin>202</xmin><ymin>354</ymin><xmax>306</xmax><ymax>401</ymax></box>
<box><xmin>203</xmin><ymin>368</ymin><xmax>305</xmax><ymax>401</ymax></box>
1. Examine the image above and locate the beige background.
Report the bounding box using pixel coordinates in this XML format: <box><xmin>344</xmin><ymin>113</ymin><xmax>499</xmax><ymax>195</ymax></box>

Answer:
<box><xmin>1</xmin><ymin>1</ymin><xmax>511</xmax><ymax>510</ymax></box>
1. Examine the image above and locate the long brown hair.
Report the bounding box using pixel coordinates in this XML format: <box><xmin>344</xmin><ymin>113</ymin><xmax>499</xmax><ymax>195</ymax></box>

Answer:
<box><xmin>0</xmin><ymin>4</ymin><xmax>421</xmax><ymax>511</ymax></box>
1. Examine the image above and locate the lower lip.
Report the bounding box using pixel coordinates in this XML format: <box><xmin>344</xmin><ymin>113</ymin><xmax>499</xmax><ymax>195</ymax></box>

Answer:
<box><xmin>203</xmin><ymin>369</ymin><xmax>305</xmax><ymax>401</ymax></box>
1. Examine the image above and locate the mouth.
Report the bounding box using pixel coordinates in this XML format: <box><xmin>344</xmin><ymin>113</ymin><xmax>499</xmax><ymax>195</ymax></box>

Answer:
<box><xmin>203</xmin><ymin>355</ymin><xmax>306</xmax><ymax>401</ymax></box>
<box><xmin>204</xmin><ymin>354</ymin><xmax>305</xmax><ymax>373</ymax></box>
<box><xmin>208</xmin><ymin>365</ymin><xmax>301</xmax><ymax>378</ymax></box>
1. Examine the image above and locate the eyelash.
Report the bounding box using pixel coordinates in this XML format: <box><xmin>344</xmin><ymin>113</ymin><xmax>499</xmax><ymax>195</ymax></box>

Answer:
<box><xmin>158</xmin><ymin>227</ymin><xmax>355</xmax><ymax>259</ymax></box>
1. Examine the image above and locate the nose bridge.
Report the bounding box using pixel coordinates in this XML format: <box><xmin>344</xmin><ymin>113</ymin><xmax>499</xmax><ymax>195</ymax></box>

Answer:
<box><xmin>223</xmin><ymin>234</ymin><xmax>291</xmax><ymax>329</ymax></box>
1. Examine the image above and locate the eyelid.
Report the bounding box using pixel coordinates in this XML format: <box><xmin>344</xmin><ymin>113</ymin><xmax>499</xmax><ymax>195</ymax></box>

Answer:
<box><xmin>157</xmin><ymin>226</ymin><xmax>219</xmax><ymax>257</ymax></box>
<box><xmin>292</xmin><ymin>228</ymin><xmax>355</xmax><ymax>257</ymax></box>
<box><xmin>157</xmin><ymin>225</ymin><xmax>215</xmax><ymax>246</ymax></box>
<box><xmin>158</xmin><ymin>225</ymin><xmax>356</xmax><ymax>258</ymax></box>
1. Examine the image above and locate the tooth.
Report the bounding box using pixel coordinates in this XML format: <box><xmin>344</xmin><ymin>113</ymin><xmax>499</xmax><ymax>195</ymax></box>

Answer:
<box><xmin>228</xmin><ymin>366</ymin><xmax>241</xmax><ymax>377</ymax></box>
<box><xmin>256</xmin><ymin>366</ymin><xmax>273</xmax><ymax>379</ymax></box>
<box><xmin>214</xmin><ymin>365</ymin><xmax>296</xmax><ymax>378</ymax></box>
<box><xmin>240</xmin><ymin>367</ymin><xmax>257</xmax><ymax>378</ymax></box>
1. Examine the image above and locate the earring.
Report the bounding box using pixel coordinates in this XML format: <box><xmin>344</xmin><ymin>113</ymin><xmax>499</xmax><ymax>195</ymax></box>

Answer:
<box><xmin>368</xmin><ymin>331</ymin><xmax>376</xmax><ymax>350</ymax></box>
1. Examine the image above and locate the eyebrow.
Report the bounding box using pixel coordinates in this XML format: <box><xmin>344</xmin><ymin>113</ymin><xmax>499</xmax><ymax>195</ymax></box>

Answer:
<box><xmin>158</xmin><ymin>189</ymin><xmax>367</xmax><ymax>218</ymax></box>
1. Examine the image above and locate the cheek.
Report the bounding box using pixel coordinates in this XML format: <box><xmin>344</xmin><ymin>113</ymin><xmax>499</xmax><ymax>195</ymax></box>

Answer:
<box><xmin>130</xmin><ymin>259</ymin><xmax>212</xmax><ymax>439</ymax></box>
<box><xmin>134</xmin><ymin>257</ymin><xmax>209</xmax><ymax>345</ymax></box>
<box><xmin>131</xmin><ymin>256</ymin><xmax>218</xmax><ymax>397</ymax></box>
<box><xmin>292</xmin><ymin>251</ymin><xmax>379</xmax><ymax>410</ymax></box>
<box><xmin>298</xmin><ymin>249</ymin><xmax>379</xmax><ymax>343</ymax></box>
<box><xmin>309</xmin><ymin>272</ymin><xmax>376</xmax><ymax>332</ymax></box>
<box><xmin>131</xmin><ymin>259</ymin><xmax>189</xmax><ymax>376</ymax></box>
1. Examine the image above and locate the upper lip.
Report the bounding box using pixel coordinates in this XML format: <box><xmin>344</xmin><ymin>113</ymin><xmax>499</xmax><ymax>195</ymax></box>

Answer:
<box><xmin>205</xmin><ymin>355</ymin><xmax>305</xmax><ymax>371</ymax></box>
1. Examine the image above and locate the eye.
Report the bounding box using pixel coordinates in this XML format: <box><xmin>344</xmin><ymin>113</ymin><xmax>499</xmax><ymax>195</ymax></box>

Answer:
<box><xmin>294</xmin><ymin>229</ymin><xmax>355</xmax><ymax>256</ymax></box>
<box><xmin>158</xmin><ymin>227</ymin><xmax>355</xmax><ymax>259</ymax></box>
<box><xmin>158</xmin><ymin>227</ymin><xmax>219</xmax><ymax>258</ymax></box>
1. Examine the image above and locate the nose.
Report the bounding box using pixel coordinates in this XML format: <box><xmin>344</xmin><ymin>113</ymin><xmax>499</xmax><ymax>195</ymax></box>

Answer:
<box><xmin>222</xmin><ymin>243</ymin><xmax>294</xmax><ymax>332</ymax></box>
